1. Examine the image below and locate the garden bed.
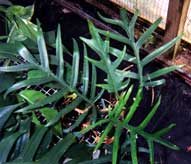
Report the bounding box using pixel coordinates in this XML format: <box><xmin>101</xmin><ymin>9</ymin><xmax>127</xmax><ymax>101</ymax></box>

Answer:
<box><xmin>44</xmin><ymin>2</ymin><xmax>191</xmax><ymax>163</ymax></box>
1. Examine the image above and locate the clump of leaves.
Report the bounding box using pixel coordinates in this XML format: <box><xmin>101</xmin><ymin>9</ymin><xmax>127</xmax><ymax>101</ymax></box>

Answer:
<box><xmin>0</xmin><ymin>5</ymin><xmax>182</xmax><ymax>164</ymax></box>
<box><xmin>79</xmin><ymin>8</ymin><xmax>182</xmax><ymax>164</ymax></box>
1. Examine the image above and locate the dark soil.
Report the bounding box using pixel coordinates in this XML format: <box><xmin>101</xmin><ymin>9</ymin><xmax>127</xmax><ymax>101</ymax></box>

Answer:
<box><xmin>5</xmin><ymin>1</ymin><xmax>191</xmax><ymax>163</ymax></box>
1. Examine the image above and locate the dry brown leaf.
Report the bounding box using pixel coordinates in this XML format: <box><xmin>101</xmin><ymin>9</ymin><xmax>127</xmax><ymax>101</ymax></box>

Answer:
<box><xmin>75</xmin><ymin>108</ymin><xmax>88</xmax><ymax>114</ymax></box>
<box><xmin>104</xmin><ymin>136</ymin><xmax>114</xmax><ymax>144</ymax></box>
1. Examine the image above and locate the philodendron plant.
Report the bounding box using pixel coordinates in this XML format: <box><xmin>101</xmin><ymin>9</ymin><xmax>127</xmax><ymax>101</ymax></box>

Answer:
<box><xmin>0</xmin><ymin>5</ymin><xmax>182</xmax><ymax>164</ymax></box>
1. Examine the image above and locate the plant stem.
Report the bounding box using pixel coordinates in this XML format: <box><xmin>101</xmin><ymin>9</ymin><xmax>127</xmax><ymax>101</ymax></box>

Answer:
<box><xmin>35</xmin><ymin>65</ymin><xmax>92</xmax><ymax>104</ymax></box>
<box><xmin>132</xmin><ymin>43</ymin><xmax>143</xmax><ymax>88</ymax></box>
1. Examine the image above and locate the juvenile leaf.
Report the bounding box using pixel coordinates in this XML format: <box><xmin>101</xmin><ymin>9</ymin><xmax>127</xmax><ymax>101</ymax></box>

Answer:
<box><xmin>82</xmin><ymin>44</ymin><xmax>89</xmax><ymax>95</ymax></box>
<box><xmin>0</xmin><ymin>104</ymin><xmax>20</xmax><ymax>131</ymax></box>
<box><xmin>16</xmin><ymin>89</ymin><xmax>68</xmax><ymax>113</ymax></box>
<box><xmin>112</xmin><ymin>127</ymin><xmax>121</xmax><ymax>164</ymax></box>
<box><xmin>95</xmin><ymin>122</ymin><xmax>113</xmax><ymax>151</ymax></box>
<box><xmin>137</xmin><ymin>17</ymin><xmax>162</xmax><ymax>48</ymax></box>
<box><xmin>21</xmin><ymin>127</ymin><xmax>48</xmax><ymax>161</ymax></box>
<box><xmin>46</xmin><ymin>97</ymin><xmax>82</xmax><ymax>127</ymax></box>
<box><xmin>98</xmin><ymin>12</ymin><xmax>123</xmax><ymax>27</ymax></box>
<box><xmin>71</xmin><ymin>39</ymin><xmax>80</xmax><ymax>88</ymax></box>
<box><xmin>128</xmin><ymin>9</ymin><xmax>138</xmax><ymax>40</ymax></box>
<box><xmin>64</xmin><ymin>110</ymin><xmax>89</xmax><ymax>133</ymax></box>
<box><xmin>120</xmin><ymin>8</ymin><xmax>129</xmax><ymax>30</ymax></box>
<box><xmin>147</xmin><ymin>140</ymin><xmax>154</xmax><ymax>164</ymax></box>
<box><xmin>39</xmin><ymin>134</ymin><xmax>75</xmax><ymax>164</ymax></box>
<box><xmin>141</xmin><ymin>36</ymin><xmax>181</xmax><ymax>66</ymax></box>
<box><xmin>144</xmin><ymin>79</ymin><xmax>166</xmax><ymax>87</ymax></box>
<box><xmin>97</xmin><ymin>29</ymin><xmax>131</xmax><ymax>46</ymax></box>
<box><xmin>15</xmin><ymin>16</ymin><xmax>37</xmax><ymax>42</ymax></box>
<box><xmin>0</xmin><ymin>73</ymin><xmax>15</xmax><ymax>93</ymax></box>
<box><xmin>138</xmin><ymin>97</ymin><xmax>161</xmax><ymax>129</ymax></box>
<box><xmin>85</xmin><ymin>56</ymin><xmax>105</xmax><ymax>71</ymax></box>
<box><xmin>144</xmin><ymin>65</ymin><xmax>183</xmax><ymax>81</ymax></box>
<box><xmin>112</xmin><ymin>46</ymin><xmax>126</xmax><ymax>69</ymax></box>
<box><xmin>4</xmin><ymin>77</ymin><xmax>52</xmax><ymax>97</ymax></box>
<box><xmin>80</xmin><ymin>119</ymin><xmax>109</xmax><ymax>134</ymax></box>
<box><xmin>0</xmin><ymin>131</ymin><xmax>25</xmax><ymax>162</ymax></box>
<box><xmin>88</xmin><ymin>21</ymin><xmax>102</xmax><ymax>48</ymax></box>
<box><xmin>17</xmin><ymin>43</ymin><xmax>38</xmax><ymax>64</ymax></box>
<box><xmin>123</xmin><ymin>88</ymin><xmax>142</xmax><ymax>124</ymax></box>
<box><xmin>109</xmin><ymin>46</ymin><xmax>135</xmax><ymax>63</ymax></box>
<box><xmin>90</xmin><ymin>65</ymin><xmax>97</xmax><ymax>100</ymax></box>
<box><xmin>56</xmin><ymin>24</ymin><xmax>64</xmax><ymax>79</ymax></box>
<box><xmin>130</xmin><ymin>131</ymin><xmax>138</xmax><ymax>164</ymax></box>
<box><xmin>154</xmin><ymin>124</ymin><xmax>176</xmax><ymax>137</ymax></box>
<box><xmin>37</xmin><ymin>21</ymin><xmax>50</xmax><ymax>70</ymax></box>
<box><xmin>0</xmin><ymin>64</ymin><xmax>35</xmax><ymax>72</ymax></box>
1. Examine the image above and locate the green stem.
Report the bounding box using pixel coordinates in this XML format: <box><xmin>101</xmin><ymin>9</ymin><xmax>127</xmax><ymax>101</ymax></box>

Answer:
<box><xmin>101</xmin><ymin>52</ymin><xmax>119</xmax><ymax>97</ymax></box>
<box><xmin>35</xmin><ymin>65</ymin><xmax>92</xmax><ymax>104</ymax></box>
<box><xmin>132</xmin><ymin>43</ymin><xmax>143</xmax><ymax>88</ymax></box>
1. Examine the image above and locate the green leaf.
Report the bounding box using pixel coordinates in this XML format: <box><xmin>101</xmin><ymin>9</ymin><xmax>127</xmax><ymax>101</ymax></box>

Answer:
<box><xmin>4</xmin><ymin>77</ymin><xmax>52</xmax><ymax>97</ymax></box>
<box><xmin>85</xmin><ymin>56</ymin><xmax>105</xmax><ymax>71</ymax></box>
<box><xmin>112</xmin><ymin>46</ymin><xmax>126</xmax><ymax>69</ymax></box>
<box><xmin>27</xmin><ymin>70</ymin><xmax>48</xmax><ymax>79</ymax></box>
<box><xmin>147</xmin><ymin>140</ymin><xmax>154</xmax><ymax>164</ymax></box>
<box><xmin>7</xmin><ymin>5</ymin><xmax>34</xmax><ymax>20</ymax></box>
<box><xmin>121</xmin><ymin>71</ymin><xmax>139</xmax><ymax>79</ymax></box>
<box><xmin>130</xmin><ymin>131</ymin><xmax>138</xmax><ymax>164</ymax></box>
<box><xmin>80</xmin><ymin>38</ymin><xmax>101</xmax><ymax>55</ymax></box>
<box><xmin>82</xmin><ymin>44</ymin><xmax>89</xmax><ymax>95</ymax></box>
<box><xmin>71</xmin><ymin>39</ymin><xmax>80</xmax><ymax>88</ymax></box>
<box><xmin>141</xmin><ymin>36</ymin><xmax>181</xmax><ymax>66</ymax></box>
<box><xmin>56</xmin><ymin>24</ymin><xmax>64</xmax><ymax>80</ymax></box>
<box><xmin>112</xmin><ymin>127</ymin><xmax>121</xmax><ymax>164</ymax></box>
<box><xmin>19</xmin><ymin>89</ymin><xmax>46</xmax><ymax>104</ymax></box>
<box><xmin>97</xmin><ymin>29</ymin><xmax>131</xmax><ymax>46</ymax></box>
<box><xmin>64</xmin><ymin>110</ymin><xmax>89</xmax><ymax>133</ymax></box>
<box><xmin>138</xmin><ymin>97</ymin><xmax>161</xmax><ymax>129</ymax></box>
<box><xmin>98</xmin><ymin>12</ymin><xmax>123</xmax><ymax>27</ymax></box>
<box><xmin>90</xmin><ymin>65</ymin><xmax>97</xmax><ymax>100</ymax></box>
<box><xmin>46</xmin><ymin>97</ymin><xmax>82</xmax><ymax>127</ymax></box>
<box><xmin>154</xmin><ymin>124</ymin><xmax>176</xmax><ymax>137</ymax></box>
<box><xmin>123</xmin><ymin>88</ymin><xmax>142</xmax><ymax>124</ymax></box>
<box><xmin>0</xmin><ymin>43</ymin><xmax>19</xmax><ymax>60</ymax></box>
<box><xmin>95</xmin><ymin>122</ymin><xmax>113</xmax><ymax>151</ymax></box>
<box><xmin>15</xmin><ymin>16</ymin><xmax>37</xmax><ymax>42</ymax></box>
<box><xmin>0</xmin><ymin>104</ymin><xmax>20</xmax><ymax>131</ymax></box>
<box><xmin>16</xmin><ymin>89</ymin><xmax>68</xmax><ymax>113</ymax></box>
<box><xmin>0</xmin><ymin>64</ymin><xmax>35</xmax><ymax>72</ymax></box>
<box><xmin>144</xmin><ymin>65</ymin><xmax>183</xmax><ymax>81</ymax></box>
<box><xmin>120</xmin><ymin>8</ymin><xmax>129</xmax><ymax>30</ymax></box>
<box><xmin>88</xmin><ymin>21</ymin><xmax>102</xmax><ymax>48</ymax></box>
<box><xmin>37</xmin><ymin>20</ymin><xmax>50</xmax><ymax>70</ymax></box>
<box><xmin>17</xmin><ymin>43</ymin><xmax>38</xmax><ymax>64</ymax></box>
<box><xmin>80</xmin><ymin>119</ymin><xmax>109</xmax><ymax>134</ymax></box>
<box><xmin>39</xmin><ymin>134</ymin><xmax>75</xmax><ymax>164</ymax></box>
<box><xmin>21</xmin><ymin>127</ymin><xmax>48</xmax><ymax>161</ymax></box>
<box><xmin>40</xmin><ymin>108</ymin><xmax>62</xmax><ymax>136</ymax></box>
<box><xmin>136</xmin><ymin>17</ymin><xmax>162</xmax><ymax>48</ymax></box>
<box><xmin>128</xmin><ymin>9</ymin><xmax>138</xmax><ymax>40</ymax></box>
<box><xmin>144</xmin><ymin>79</ymin><xmax>166</xmax><ymax>87</ymax></box>
<box><xmin>114</xmin><ymin>85</ymin><xmax>133</xmax><ymax>118</ymax></box>
<box><xmin>0</xmin><ymin>131</ymin><xmax>25</xmax><ymax>162</ymax></box>
<box><xmin>109</xmin><ymin>46</ymin><xmax>135</xmax><ymax>63</ymax></box>
<box><xmin>0</xmin><ymin>73</ymin><xmax>15</xmax><ymax>93</ymax></box>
